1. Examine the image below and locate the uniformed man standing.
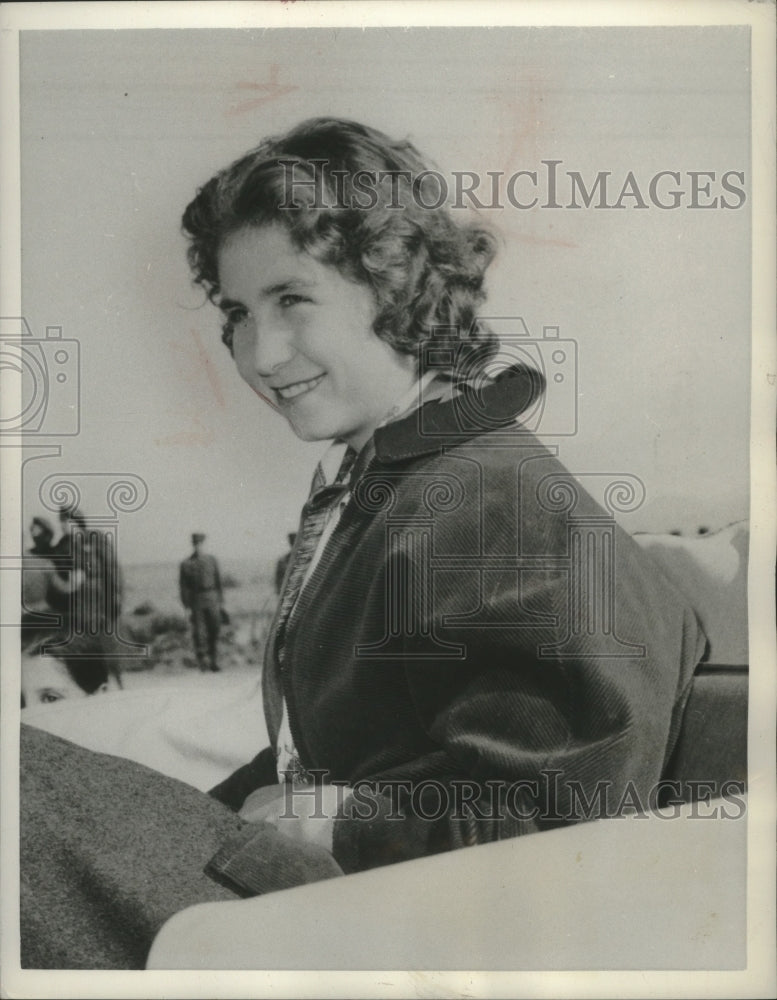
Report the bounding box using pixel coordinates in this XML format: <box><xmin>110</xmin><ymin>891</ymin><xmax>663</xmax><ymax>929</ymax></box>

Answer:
<box><xmin>179</xmin><ymin>533</ymin><xmax>223</xmax><ymax>672</ymax></box>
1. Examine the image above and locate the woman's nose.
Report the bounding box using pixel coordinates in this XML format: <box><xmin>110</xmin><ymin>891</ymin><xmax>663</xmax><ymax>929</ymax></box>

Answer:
<box><xmin>250</xmin><ymin>320</ymin><xmax>295</xmax><ymax>376</ymax></box>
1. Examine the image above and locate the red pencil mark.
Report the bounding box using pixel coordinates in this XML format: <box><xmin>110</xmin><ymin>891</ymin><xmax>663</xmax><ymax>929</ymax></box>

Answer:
<box><xmin>251</xmin><ymin>383</ymin><xmax>280</xmax><ymax>414</ymax></box>
<box><xmin>156</xmin><ymin>329</ymin><xmax>228</xmax><ymax>446</ymax></box>
<box><xmin>190</xmin><ymin>327</ymin><xmax>225</xmax><ymax>408</ymax></box>
<box><xmin>155</xmin><ymin>415</ymin><xmax>215</xmax><ymax>448</ymax></box>
<box><xmin>227</xmin><ymin>64</ymin><xmax>298</xmax><ymax>117</ymax></box>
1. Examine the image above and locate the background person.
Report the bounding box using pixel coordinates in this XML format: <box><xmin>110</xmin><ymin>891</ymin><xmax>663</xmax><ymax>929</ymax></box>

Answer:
<box><xmin>22</xmin><ymin>517</ymin><xmax>59</xmax><ymax>620</ymax></box>
<box><xmin>27</xmin><ymin>517</ymin><xmax>55</xmax><ymax>557</ymax></box>
<box><xmin>46</xmin><ymin>508</ymin><xmax>123</xmax><ymax>633</ymax></box>
<box><xmin>40</xmin><ymin>508</ymin><xmax>124</xmax><ymax>687</ymax></box>
<box><xmin>179</xmin><ymin>533</ymin><xmax>224</xmax><ymax>672</ymax></box>
<box><xmin>45</xmin><ymin>508</ymin><xmax>88</xmax><ymax>621</ymax></box>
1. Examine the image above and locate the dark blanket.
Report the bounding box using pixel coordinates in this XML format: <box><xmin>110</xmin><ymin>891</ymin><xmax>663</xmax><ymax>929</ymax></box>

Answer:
<box><xmin>19</xmin><ymin>725</ymin><xmax>342</xmax><ymax>969</ymax></box>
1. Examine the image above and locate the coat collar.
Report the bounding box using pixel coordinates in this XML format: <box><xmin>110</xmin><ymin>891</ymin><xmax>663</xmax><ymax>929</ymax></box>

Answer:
<box><xmin>373</xmin><ymin>364</ymin><xmax>544</xmax><ymax>465</ymax></box>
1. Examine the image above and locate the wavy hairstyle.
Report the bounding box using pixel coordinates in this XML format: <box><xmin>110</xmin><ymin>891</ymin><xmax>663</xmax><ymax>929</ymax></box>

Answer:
<box><xmin>181</xmin><ymin>118</ymin><xmax>499</xmax><ymax>376</ymax></box>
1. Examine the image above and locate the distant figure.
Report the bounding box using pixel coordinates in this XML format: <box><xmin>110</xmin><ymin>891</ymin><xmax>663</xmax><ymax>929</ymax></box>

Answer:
<box><xmin>21</xmin><ymin>628</ymin><xmax>120</xmax><ymax>709</ymax></box>
<box><xmin>35</xmin><ymin>509</ymin><xmax>125</xmax><ymax>691</ymax></box>
<box><xmin>179</xmin><ymin>533</ymin><xmax>224</xmax><ymax>672</ymax></box>
<box><xmin>23</xmin><ymin>517</ymin><xmax>59</xmax><ymax>616</ymax></box>
<box><xmin>28</xmin><ymin>517</ymin><xmax>55</xmax><ymax>557</ymax></box>
<box><xmin>50</xmin><ymin>506</ymin><xmax>88</xmax><ymax>559</ymax></box>
<box><xmin>274</xmin><ymin>532</ymin><xmax>297</xmax><ymax>595</ymax></box>
<box><xmin>46</xmin><ymin>507</ymin><xmax>89</xmax><ymax>621</ymax></box>
<box><xmin>47</xmin><ymin>507</ymin><xmax>124</xmax><ymax>638</ymax></box>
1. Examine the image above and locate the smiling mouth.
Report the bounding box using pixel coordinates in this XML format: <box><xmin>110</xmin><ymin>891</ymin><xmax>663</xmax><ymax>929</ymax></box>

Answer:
<box><xmin>274</xmin><ymin>374</ymin><xmax>325</xmax><ymax>402</ymax></box>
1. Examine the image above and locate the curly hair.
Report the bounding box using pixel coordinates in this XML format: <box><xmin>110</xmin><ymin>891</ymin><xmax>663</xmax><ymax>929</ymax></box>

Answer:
<box><xmin>181</xmin><ymin>118</ymin><xmax>499</xmax><ymax>376</ymax></box>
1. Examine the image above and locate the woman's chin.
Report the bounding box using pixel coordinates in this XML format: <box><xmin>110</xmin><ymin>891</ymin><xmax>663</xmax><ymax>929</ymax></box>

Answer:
<box><xmin>282</xmin><ymin>413</ymin><xmax>337</xmax><ymax>444</ymax></box>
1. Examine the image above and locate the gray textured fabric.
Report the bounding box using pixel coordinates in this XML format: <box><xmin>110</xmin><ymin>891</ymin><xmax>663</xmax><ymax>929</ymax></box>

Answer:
<box><xmin>19</xmin><ymin>725</ymin><xmax>341</xmax><ymax>969</ymax></box>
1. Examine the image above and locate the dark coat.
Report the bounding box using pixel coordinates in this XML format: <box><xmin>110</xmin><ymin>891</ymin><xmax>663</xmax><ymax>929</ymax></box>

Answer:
<box><xmin>212</xmin><ymin>369</ymin><xmax>706</xmax><ymax>874</ymax></box>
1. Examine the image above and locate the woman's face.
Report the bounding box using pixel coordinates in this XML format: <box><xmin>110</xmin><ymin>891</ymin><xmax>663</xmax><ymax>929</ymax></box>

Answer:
<box><xmin>217</xmin><ymin>225</ymin><xmax>417</xmax><ymax>452</ymax></box>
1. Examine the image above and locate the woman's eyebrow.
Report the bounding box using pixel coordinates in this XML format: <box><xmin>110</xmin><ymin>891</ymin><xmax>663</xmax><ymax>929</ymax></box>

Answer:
<box><xmin>264</xmin><ymin>278</ymin><xmax>316</xmax><ymax>296</ymax></box>
<box><xmin>218</xmin><ymin>296</ymin><xmax>245</xmax><ymax>313</ymax></box>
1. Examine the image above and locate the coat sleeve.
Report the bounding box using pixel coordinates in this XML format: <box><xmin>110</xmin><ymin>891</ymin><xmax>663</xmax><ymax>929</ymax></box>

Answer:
<box><xmin>333</xmin><ymin>573</ymin><xmax>703</xmax><ymax>873</ymax></box>
<box><xmin>332</xmin><ymin>453</ymin><xmax>706</xmax><ymax>875</ymax></box>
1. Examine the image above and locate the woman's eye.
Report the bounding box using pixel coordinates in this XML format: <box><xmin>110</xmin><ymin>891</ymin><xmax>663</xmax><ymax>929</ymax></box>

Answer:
<box><xmin>226</xmin><ymin>308</ymin><xmax>248</xmax><ymax>326</ymax></box>
<box><xmin>40</xmin><ymin>690</ymin><xmax>63</xmax><ymax>704</ymax></box>
<box><xmin>279</xmin><ymin>294</ymin><xmax>307</xmax><ymax>308</ymax></box>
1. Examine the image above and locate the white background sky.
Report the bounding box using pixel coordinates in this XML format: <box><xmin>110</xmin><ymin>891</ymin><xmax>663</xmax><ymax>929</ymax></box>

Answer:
<box><xmin>17</xmin><ymin>25</ymin><xmax>750</xmax><ymax>566</ymax></box>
